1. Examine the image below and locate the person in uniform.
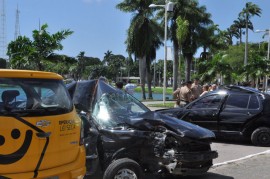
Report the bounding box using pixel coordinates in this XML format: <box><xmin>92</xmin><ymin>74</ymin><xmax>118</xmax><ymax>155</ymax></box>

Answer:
<box><xmin>191</xmin><ymin>78</ymin><xmax>203</xmax><ymax>100</ymax></box>
<box><xmin>173</xmin><ymin>81</ymin><xmax>193</xmax><ymax>107</ymax></box>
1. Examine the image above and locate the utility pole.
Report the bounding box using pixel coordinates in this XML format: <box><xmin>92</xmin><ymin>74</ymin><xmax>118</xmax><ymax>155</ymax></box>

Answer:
<box><xmin>0</xmin><ymin>0</ymin><xmax>7</xmax><ymax>59</ymax></box>
<box><xmin>14</xmin><ymin>4</ymin><xmax>20</xmax><ymax>40</ymax></box>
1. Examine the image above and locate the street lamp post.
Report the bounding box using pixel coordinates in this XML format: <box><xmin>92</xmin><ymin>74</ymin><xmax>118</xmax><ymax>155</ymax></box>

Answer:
<box><xmin>153</xmin><ymin>58</ymin><xmax>156</xmax><ymax>88</ymax></box>
<box><xmin>149</xmin><ymin>1</ymin><xmax>174</xmax><ymax>105</ymax></box>
<box><xmin>158</xmin><ymin>71</ymin><xmax>161</xmax><ymax>86</ymax></box>
<box><xmin>255</xmin><ymin>29</ymin><xmax>270</xmax><ymax>92</ymax></box>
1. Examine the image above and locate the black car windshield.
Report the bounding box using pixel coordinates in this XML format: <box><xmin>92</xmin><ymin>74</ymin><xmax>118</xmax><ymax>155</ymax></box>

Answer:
<box><xmin>0</xmin><ymin>78</ymin><xmax>73</xmax><ymax>116</ymax></box>
<box><xmin>92</xmin><ymin>92</ymin><xmax>150</xmax><ymax>128</ymax></box>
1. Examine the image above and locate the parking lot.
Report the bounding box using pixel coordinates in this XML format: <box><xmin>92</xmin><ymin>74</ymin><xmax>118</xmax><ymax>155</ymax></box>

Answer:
<box><xmin>211</xmin><ymin>140</ymin><xmax>269</xmax><ymax>165</ymax></box>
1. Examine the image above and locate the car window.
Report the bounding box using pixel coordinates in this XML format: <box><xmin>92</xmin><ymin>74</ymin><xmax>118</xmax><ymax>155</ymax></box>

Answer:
<box><xmin>189</xmin><ymin>95</ymin><xmax>223</xmax><ymax>109</ymax></box>
<box><xmin>225</xmin><ymin>94</ymin><xmax>249</xmax><ymax>109</ymax></box>
<box><xmin>248</xmin><ymin>95</ymin><xmax>259</xmax><ymax>109</ymax></box>
<box><xmin>0</xmin><ymin>78</ymin><xmax>73</xmax><ymax>116</ymax></box>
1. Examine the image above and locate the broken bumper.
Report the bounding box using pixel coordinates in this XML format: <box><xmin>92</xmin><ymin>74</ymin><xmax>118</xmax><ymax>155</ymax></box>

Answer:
<box><xmin>172</xmin><ymin>151</ymin><xmax>218</xmax><ymax>175</ymax></box>
<box><xmin>176</xmin><ymin>150</ymin><xmax>218</xmax><ymax>162</ymax></box>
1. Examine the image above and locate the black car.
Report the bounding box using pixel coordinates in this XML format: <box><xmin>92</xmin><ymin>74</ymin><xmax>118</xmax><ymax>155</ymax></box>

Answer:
<box><xmin>67</xmin><ymin>79</ymin><xmax>218</xmax><ymax>179</ymax></box>
<box><xmin>159</xmin><ymin>85</ymin><xmax>270</xmax><ymax>147</ymax></box>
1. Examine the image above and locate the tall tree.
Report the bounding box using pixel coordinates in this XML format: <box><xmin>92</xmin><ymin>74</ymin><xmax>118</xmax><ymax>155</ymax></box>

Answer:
<box><xmin>7</xmin><ymin>24</ymin><xmax>73</xmax><ymax>71</ymax></box>
<box><xmin>156</xmin><ymin>0</ymin><xmax>193</xmax><ymax>89</ymax></box>
<box><xmin>117</xmin><ymin>0</ymin><xmax>163</xmax><ymax>100</ymax></box>
<box><xmin>103</xmin><ymin>50</ymin><xmax>113</xmax><ymax>65</ymax></box>
<box><xmin>175</xmin><ymin>16</ymin><xmax>189</xmax><ymax>89</ymax></box>
<box><xmin>198</xmin><ymin>24</ymin><xmax>219</xmax><ymax>61</ymax></box>
<box><xmin>239</xmin><ymin>2</ymin><xmax>261</xmax><ymax>65</ymax></box>
<box><xmin>231</xmin><ymin>17</ymin><xmax>246</xmax><ymax>44</ymax></box>
<box><xmin>180</xmin><ymin>1</ymin><xmax>212</xmax><ymax>81</ymax></box>
<box><xmin>154</xmin><ymin>0</ymin><xmax>212</xmax><ymax>86</ymax></box>
<box><xmin>7</xmin><ymin>36</ymin><xmax>34</xmax><ymax>69</ymax></box>
<box><xmin>76</xmin><ymin>51</ymin><xmax>86</xmax><ymax>80</ymax></box>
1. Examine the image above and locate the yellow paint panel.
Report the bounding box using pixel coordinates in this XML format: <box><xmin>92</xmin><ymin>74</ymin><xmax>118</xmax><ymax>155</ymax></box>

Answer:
<box><xmin>0</xmin><ymin>69</ymin><xmax>63</xmax><ymax>80</ymax></box>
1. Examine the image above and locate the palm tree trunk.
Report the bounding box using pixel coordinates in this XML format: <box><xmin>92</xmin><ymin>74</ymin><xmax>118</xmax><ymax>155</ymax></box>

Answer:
<box><xmin>177</xmin><ymin>46</ymin><xmax>182</xmax><ymax>88</ymax></box>
<box><xmin>184</xmin><ymin>53</ymin><xmax>192</xmax><ymax>81</ymax></box>
<box><xmin>139</xmin><ymin>57</ymin><xmax>146</xmax><ymax>100</ymax></box>
<box><xmin>244</xmin><ymin>14</ymin><xmax>248</xmax><ymax>66</ymax></box>
<box><xmin>173</xmin><ymin>41</ymin><xmax>179</xmax><ymax>91</ymax></box>
<box><xmin>146</xmin><ymin>57</ymin><xmax>153</xmax><ymax>99</ymax></box>
<box><xmin>240</xmin><ymin>29</ymin><xmax>242</xmax><ymax>44</ymax></box>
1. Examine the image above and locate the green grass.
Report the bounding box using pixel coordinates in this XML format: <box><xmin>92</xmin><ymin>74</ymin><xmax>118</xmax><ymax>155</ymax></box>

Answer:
<box><xmin>134</xmin><ymin>86</ymin><xmax>173</xmax><ymax>95</ymax></box>
<box><xmin>147</xmin><ymin>102</ymin><xmax>175</xmax><ymax>108</ymax></box>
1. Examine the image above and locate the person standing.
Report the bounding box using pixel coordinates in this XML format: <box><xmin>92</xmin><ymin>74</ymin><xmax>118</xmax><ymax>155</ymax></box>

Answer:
<box><xmin>115</xmin><ymin>81</ymin><xmax>124</xmax><ymax>90</ymax></box>
<box><xmin>200</xmin><ymin>84</ymin><xmax>209</xmax><ymax>97</ymax></box>
<box><xmin>210</xmin><ymin>84</ymin><xmax>217</xmax><ymax>91</ymax></box>
<box><xmin>124</xmin><ymin>80</ymin><xmax>138</xmax><ymax>95</ymax></box>
<box><xmin>173</xmin><ymin>81</ymin><xmax>193</xmax><ymax>107</ymax></box>
<box><xmin>191</xmin><ymin>78</ymin><xmax>203</xmax><ymax>100</ymax></box>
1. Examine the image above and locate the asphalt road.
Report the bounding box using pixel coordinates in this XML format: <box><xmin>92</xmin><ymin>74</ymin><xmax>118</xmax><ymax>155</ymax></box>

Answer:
<box><xmin>144</xmin><ymin>102</ymin><xmax>270</xmax><ymax>179</ymax></box>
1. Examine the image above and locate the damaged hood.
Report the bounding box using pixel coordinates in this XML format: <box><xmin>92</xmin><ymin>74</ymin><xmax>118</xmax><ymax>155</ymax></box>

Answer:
<box><xmin>67</xmin><ymin>79</ymin><xmax>215</xmax><ymax>140</ymax></box>
<box><xmin>126</xmin><ymin>111</ymin><xmax>215</xmax><ymax>140</ymax></box>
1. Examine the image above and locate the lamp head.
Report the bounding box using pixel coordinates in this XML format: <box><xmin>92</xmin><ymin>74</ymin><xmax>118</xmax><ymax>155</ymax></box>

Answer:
<box><xmin>149</xmin><ymin>4</ymin><xmax>157</xmax><ymax>8</ymax></box>
<box><xmin>166</xmin><ymin>2</ymin><xmax>174</xmax><ymax>12</ymax></box>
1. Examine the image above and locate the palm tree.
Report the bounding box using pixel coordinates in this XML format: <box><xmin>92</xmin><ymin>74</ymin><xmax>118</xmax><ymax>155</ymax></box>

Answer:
<box><xmin>159</xmin><ymin>0</ymin><xmax>190</xmax><ymax>90</ymax></box>
<box><xmin>199</xmin><ymin>53</ymin><xmax>232</xmax><ymax>85</ymax></box>
<box><xmin>175</xmin><ymin>16</ymin><xmax>189</xmax><ymax>89</ymax></box>
<box><xmin>116</xmin><ymin>0</ymin><xmax>163</xmax><ymax>100</ymax></box>
<box><xmin>76</xmin><ymin>51</ymin><xmax>86</xmax><ymax>80</ymax></box>
<box><xmin>198</xmin><ymin>24</ymin><xmax>219</xmax><ymax>60</ymax></box>
<box><xmin>231</xmin><ymin>17</ymin><xmax>246</xmax><ymax>44</ymax></box>
<box><xmin>103</xmin><ymin>50</ymin><xmax>113</xmax><ymax>66</ymax></box>
<box><xmin>239</xmin><ymin>2</ymin><xmax>261</xmax><ymax>65</ymax></box>
<box><xmin>180</xmin><ymin>1</ymin><xmax>212</xmax><ymax>81</ymax></box>
<box><xmin>154</xmin><ymin>0</ymin><xmax>212</xmax><ymax>86</ymax></box>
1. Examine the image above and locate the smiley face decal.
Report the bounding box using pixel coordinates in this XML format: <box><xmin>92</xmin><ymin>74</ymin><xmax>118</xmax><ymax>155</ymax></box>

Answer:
<box><xmin>0</xmin><ymin>129</ymin><xmax>33</xmax><ymax>164</ymax></box>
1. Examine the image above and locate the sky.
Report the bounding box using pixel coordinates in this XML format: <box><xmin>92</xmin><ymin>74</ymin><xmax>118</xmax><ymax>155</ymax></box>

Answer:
<box><xmin>1</xmin><ymin>0</ymin><xmax>270</xmax><ymax>60</ymax></box>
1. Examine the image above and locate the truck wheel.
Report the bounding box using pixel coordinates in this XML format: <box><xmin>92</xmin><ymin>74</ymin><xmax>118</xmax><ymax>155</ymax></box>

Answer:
<box><xmin>251</xmin><ymin>127</ymin><xmax>270</xmax><ymax>146</ymax></box>
<box><xmin>103</xmin><ymin>158</ymin><xmax>142</xmax><ymax>179</ymax></box>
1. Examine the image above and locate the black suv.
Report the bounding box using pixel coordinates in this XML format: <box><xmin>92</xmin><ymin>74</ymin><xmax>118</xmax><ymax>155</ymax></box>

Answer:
<box><xmin>159</xmin><ymin>85</ymin><xmax>270</xmax><ymax>146</ymax></box>
<box><xmin>67</xmin><ymin>79</ymin><xmax>218</xmax><ymax>179</ymax></box>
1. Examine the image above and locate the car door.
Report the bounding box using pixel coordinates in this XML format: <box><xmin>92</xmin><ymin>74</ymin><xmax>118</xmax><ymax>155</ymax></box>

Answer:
<box><xmin>180</xmin><ymin>94</ymin><xmax>225</xmax><ymax>132</ymax></box>
<box><xmin>218</xmin><ymin>93</ymin><xmax>261</xmax><ymax>133</ymax></box>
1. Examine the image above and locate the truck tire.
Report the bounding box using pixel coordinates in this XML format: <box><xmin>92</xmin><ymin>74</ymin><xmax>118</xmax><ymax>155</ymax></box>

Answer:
<box><xmin>103</xmin><ymin>158</ymin><xmax>142</xmax><ymax>179</ymax></box>
<box><xmin>251</xmin><ymin>127</ymin><xmax>270</xmax><ymax>146</ymax></box>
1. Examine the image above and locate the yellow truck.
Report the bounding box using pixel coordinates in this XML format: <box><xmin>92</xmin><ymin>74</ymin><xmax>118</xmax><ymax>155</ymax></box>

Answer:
<box><xmin>0</xmin><ymin>69</ymin><xmax>86</xmax><ymax>179</ymax></box>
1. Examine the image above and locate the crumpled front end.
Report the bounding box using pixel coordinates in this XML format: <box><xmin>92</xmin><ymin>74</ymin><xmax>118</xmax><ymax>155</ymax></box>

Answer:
<box><xmin>143</xmin><ymin>126</ymin><xmax>218</xmax><ymax>176</ymax></box>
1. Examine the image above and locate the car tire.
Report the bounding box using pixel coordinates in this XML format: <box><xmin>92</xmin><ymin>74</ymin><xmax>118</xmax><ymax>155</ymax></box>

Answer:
<box><xmin>103</xmin><ymin>158</ymin><xmax>142</xmax><ymax>179</ymax></box>
<box><xmin>251</xmin><ymin>127</ymin><xmax>270</xmax><ymax>146</ymax></box>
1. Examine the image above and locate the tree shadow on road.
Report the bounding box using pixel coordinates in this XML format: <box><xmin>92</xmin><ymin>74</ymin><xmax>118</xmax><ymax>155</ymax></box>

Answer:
<box><xmin>145</xmin><ymin>172</ymin><xmax>234</xmax><ymax>179</ymax></box>
<box><xmin>179</xmin><ymin>172</ymin><xmax>234</xmax><ymax>179</ymax></box>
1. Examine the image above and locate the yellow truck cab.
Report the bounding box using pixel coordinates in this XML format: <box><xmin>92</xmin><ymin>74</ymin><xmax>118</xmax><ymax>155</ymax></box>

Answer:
<box><xmin>0</xmin><ymin>70</ymin><xmax>86</xmax><ymax>179</ymax></box>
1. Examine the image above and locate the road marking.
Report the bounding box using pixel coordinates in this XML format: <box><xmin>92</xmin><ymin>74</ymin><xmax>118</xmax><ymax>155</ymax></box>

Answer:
<box><xmin>212</xmin><ymin>150</ymin><xmax>270</xmax><ymax>168</ymax></box>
